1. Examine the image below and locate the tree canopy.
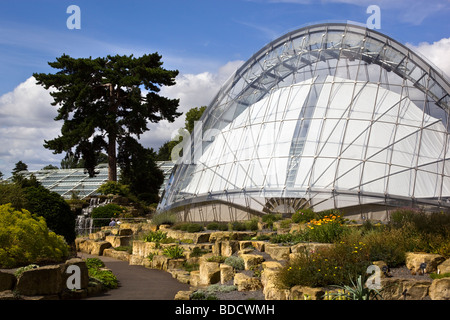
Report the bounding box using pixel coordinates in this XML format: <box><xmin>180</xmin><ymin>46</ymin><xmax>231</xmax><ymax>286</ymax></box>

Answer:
<box><xmin>34</xmin><ymin>53</ymin><xmax>181</xmax><ymax>181</ymax></box>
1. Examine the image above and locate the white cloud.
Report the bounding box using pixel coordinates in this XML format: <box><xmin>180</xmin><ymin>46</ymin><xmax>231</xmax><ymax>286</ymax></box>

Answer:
<box><xmin>409</xmin><ymin>37</ymin><xmax>450</xmax><ymax>78</ymax></box>
<box><xmin>0</xmin><ymin>77</ymin><xmax>63</xmax><ymax>177</ymax></box>
<box><xmin>0</xmin><ymin>61</ymin><xmax>244</xmax><ymax>177</ymax></box>
<box><xmin>140</xmin><ymin>60</ymin><xmax>244</xmax><ymax>149</ymax></box>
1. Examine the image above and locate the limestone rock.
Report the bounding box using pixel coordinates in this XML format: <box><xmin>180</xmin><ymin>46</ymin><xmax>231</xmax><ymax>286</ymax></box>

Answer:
<box><xmin>437</xmin><ymin>258</ymin><xmax>450</xmax><ymax>274</ymax></box>
<box><xmin>290</xmin><ymin>285</ymin><xmax>325</xmax><ymax>300</ymax></box>
<box><xmin>381</xmin><ymin>278</ymin><xmax>431</xmax><ymax>300</ymax></box>
<box><xmin>265</xmin><ymin>244</ymin><xmax>291</xmax><ymax>261</ymax></box>
<box><xmin>190</xmin><ymin>271</ymin><xmax>200</xmax><ymax>287</ymax></box>
<box><xmin>405</xmin><ymin>252</ymin><xmax>445</xmax><ymax>273</ymax></box>
<box><xmin>175</xmin><ymin>290</ymin><xmax>193</xmax><ymax>300</ymax></box>
<box><xmin>290</xmin><ymin>242</ymin><xmax>334</xmax><ymax>254</ymax></box>
<box><xmin>152</xmin><ymin>255</ymin><xmax>169</xmax><ymax>271</ymax></box>
<box><xmin>240</xmin><ymin>254</ymin><xmax>265</xmax><ymax>270</ymax></box>
<box><xmin>105</xmin><ymin>235</ymin><xmax>131</xmax><ymax>247</ymax></box>
<box><xmin>0</xmin><ymin>271</ymin><xmax>16</xmax><ymax>291</ymax></box>
<box><xmin>262</xmin><ymin>261</ymin><xmax>283</xmax><ymax>270</ymax></box>
<box><xmin>220</xmin><ymin>264</ymin><xmax>234</xmax><ymax>284</ymax></box>
<box><xmin>221</xmin><ymin>241</ymin><xmax>240</xmax><ymax>257</ymax></box>
<box><xmin>261</xmin><ymin>267</ymin><xmax>289</xmax><ymax>300</ymax></box>
<box><xmin>168</xmin><ymin>258</ymin><xmax>186</xmax><ymax>270</ymax></box>
<box><xmin>233</xmin><ymin>273</ymin><xmax>262</xmax><ymax>291</ymax></box>
<box><xmin>16</xmin><ymin>265</ymin><xmax>62</xmax><ymax>296</ymax></box>
<box><xmin>62</xmin><ymin>258</ymin><xmax>89</xmax><ymax>290</ymax></box>
<box><xmin>199</xmin><ymin>261</ymin><xmax>220</xmax><ymax>286</ymax></box>
<box><xmin>103</xmin><ymin>248</ymin><xmax>130</xmax><ymax>262</ymax></box>
<box><xmin>90</xmin><ymin>241</ymin><xmax>112</xmax><ymax>256</ymax></box>
<box><xmin>429</xmin><ymin>278</ymin><xmax>450</xmax><ymax>300</ymax></box>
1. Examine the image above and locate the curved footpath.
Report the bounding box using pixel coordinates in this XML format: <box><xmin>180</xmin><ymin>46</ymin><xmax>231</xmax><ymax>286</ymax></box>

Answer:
<box><xmin>78</xmin><ymin>253</ymin><xmax>190</xmax><ymax>300</ymax></box>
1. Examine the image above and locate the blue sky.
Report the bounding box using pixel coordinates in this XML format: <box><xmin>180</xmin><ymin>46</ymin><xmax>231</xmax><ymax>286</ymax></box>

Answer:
<box><xmin>0</xmin><ymin>0</ymin><xmax>449</xmax><ymax>176</ymax></box>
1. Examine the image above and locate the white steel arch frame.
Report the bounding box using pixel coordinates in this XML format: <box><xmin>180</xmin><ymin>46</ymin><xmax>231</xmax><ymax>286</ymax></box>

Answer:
<box><xmin>158</xmin><ymin>22</ymin><xmax>450</xmax><ymax>221</ymax></box>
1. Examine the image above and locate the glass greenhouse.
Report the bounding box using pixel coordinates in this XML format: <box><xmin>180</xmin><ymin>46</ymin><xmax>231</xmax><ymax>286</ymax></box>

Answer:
<box><xmin>157</xmin><ymin>22</ymin><xmax>450</xmax><ymax>222</ymax></box>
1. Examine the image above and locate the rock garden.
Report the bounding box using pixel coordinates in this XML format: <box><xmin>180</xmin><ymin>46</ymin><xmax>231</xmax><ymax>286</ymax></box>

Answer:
<box><xmin>74</xmin><ymin>208</ymin><xmax>450</xmax><ymax>300</ymax></box>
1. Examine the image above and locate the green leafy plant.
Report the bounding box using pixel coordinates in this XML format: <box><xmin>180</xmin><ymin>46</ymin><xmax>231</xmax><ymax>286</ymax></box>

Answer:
<box><xmin>85</xmin><ymin>257</ymin><xmax>118</xmax><ymax>289</ymax></box>
<box><xmin>162</xmin><ymin>245</ymin><xmax>185</xmax><ymax>259</ymax></box>
<box><xmin>91</xmin><ymin>203</ymin><xmax>125</xmax><ymax>227</ymax></box>
<box><xmin>143</xmin><ymin>230</ymin><xmax>167</xmax><ymax>243</ymax></box>
<box><xmin>206</xmin><ymin>222</ymin><xmax>229</xmax><ymax>231</ymax></box>
<box><xmin>207</xmin><ymin>256</ymin><xmax>226</xmax><ymax>263</ymax></box>
<box><xmin>327</xmin><ymin>275</ymin><xmax>383</xmax><ymax>300</ymax></box>
<box><xmin>0</xmin><ymin>204</ymin><xmax>69</xmax><ymax>268</ymax></box>
<box><xmin>97</xmin><ymin>181</ymin><xmax>130</xmax><ymax>196</ymax></box>
<box><xmin>224</xmin><ymin>256</ymin><xmax>245</xmax><ymax>270</ymax></box>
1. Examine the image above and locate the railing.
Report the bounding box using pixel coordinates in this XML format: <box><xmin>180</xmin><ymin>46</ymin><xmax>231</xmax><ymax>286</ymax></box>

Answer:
<box><xmin>75</xmin><ymin>217</ymin><xmax>149</xmax><ymax>236</ymax></box>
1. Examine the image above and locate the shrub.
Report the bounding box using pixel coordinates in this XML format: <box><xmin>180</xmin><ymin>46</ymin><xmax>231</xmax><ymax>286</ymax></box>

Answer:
<box><xmin>151</xmin><ymin>211</ymin><xmax>178</xmax><ymax>226</ymax></box>
<box><xmin>163</xmin><ymin>245</ymin><xmax>185</xmax><ymax>259</ymax></box>
<box><xmin>143</xmin><ymin>230</ymin><xmax>167</xmax><ymax>243</ymax></box>
<box><xmin>91</xmin><ymin>204</ymin><xmax>124</xmax><ymax>227</ymax></box>
<box><xmin>224</xmin><ymin>256</ymin><xmax>245</xmax><ymax>270</ymax></box>
<box><xmin>206</xmin><ymin>222</ymin><xmax>229</xmax><ymax>231</ymax></box>
<box><xmin>276</xmin><ymin>242</ymin><xmax>371</xmax><ymax>288</ymax></box>
<box><xmin>85</xmin><ymin>258</ymin><xmax>118</xmax><ymax>289</ymax></box>
<box><xmin>207</xmin><ymin>256</ymin><xmax>226</xmax><ymax>263</ymax></box>
<box><xmin>262</xmin><ymin>214</ymin><xmax>282</xmax><ymax>229</ymax></box>
<box><xmin>23</xmin><ymin>185</ymin><xmax>76</xmax><ymax>243</ymax></box>
<box><xmin>0</xmin><ymin>204</ymin><xmax>69</xmax><ymax>268</ymax></box>
<box><xmin>173</xmin><ymin>222</ymin><xmax>204</xmax><ymax>233</ymax></box>
<box><xmin>97</xmin><ymin>181</ymin><xmax>130</xmax><ymax>197</ymax></box>
<box><xmin>291</xmin><ymin>208</ymin><xmax>316</xmax><ymax>223</ymax></box>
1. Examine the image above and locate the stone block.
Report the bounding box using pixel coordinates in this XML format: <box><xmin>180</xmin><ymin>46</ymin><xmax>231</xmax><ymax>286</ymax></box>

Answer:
<box><xmin>105</xmin><ymin>235</ymin><xmax>132</xmax><ymax>247</ymax></box>
<box><xmin>381</xmin><ymin>278</ymin><xmax>431</xmax><ymax>300</ymax></box>
<box><xmin>290</xmin><ymin>285</ymin><xmax>325</xmax><ymax>300</ymax></box>
<box><xmin>240</xmin><ymin>254</ymin><xmax>265</xmax><ymax>270</ymax></box>
<box><xmin>265</xmin><ymin>244</ymin><xmax>291</xmax><ymax>260</ymax></box>
<box><xmin>16</xmin><ymin>265</ymin><xmax>62</xmax><ymax>296</ymax></box>
<box><xmin>220</xmin><ymin>264</ymin><xmax>234</xmax><ymax>284</ymax></box>
<box><xmin>405</xmin><ymin>252</ymin><xmax>446</xmax><ymax>273</ymax></box>
<box><xmin>199</xmin><ymin>261</ymin><xmax>220</xmax><ymax>286</ymax></box>
<box><xmin>429</xmin><ymin>278</ymin><xmax>450</xmax><ymax>300</ymax></box>
<box><xmin>0</xmin><ymin>271</ymin><xmax>16</xmax><ymax>291</ymax></box>
<box><xmin>437</xmin><ymin>258</ymin><xmax>450</xmax><ymax>274</ymax></box>
<box><xmin>233</xmin><ymin>273</ymin><xmax>262</xmax><ymax>291</ymax></box>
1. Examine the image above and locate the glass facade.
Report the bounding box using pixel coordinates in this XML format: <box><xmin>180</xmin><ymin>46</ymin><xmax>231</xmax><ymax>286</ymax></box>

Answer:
<box><xmin>157</xmin><ymin>22</ymin><xmax>450</xmax><ymax>222</ymax></box>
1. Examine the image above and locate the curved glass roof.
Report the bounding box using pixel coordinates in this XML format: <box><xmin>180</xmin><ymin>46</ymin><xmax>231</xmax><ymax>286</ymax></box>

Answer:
<box><xmin>158</xmin><ymin>22</ymin><xmax>450</xmax><ymax>221</ymax></box>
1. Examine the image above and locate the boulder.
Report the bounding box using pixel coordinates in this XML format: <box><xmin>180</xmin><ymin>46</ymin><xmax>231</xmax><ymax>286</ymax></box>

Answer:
<box><xmin>199</xmin><ymin>261</ymin><xmax>220</xmax><ymax>286</ymax></box>
<box><xmin>105</xmin><ymin>235</ymin><xmax>132</xmax><ymax>247</ymax></box>
<box><xmin>233</xmin><ymin>273</ymin><xmax>262</xmax><ymax>291</ymax></box>
<box><xmin>405</xmin><ymin>252</ymin><xmax>446</xmax><ymax>274</ymax></box>
<box><xmin>16</xmin><ymin>265</ymin><xmax>62</xmax><ymax>296</ymax></box>
<box><xmin>62</xmin><ymin>258</ymin><xmax>89</xmax><ymax>290</ymax></box>
<box><xmin>380</xmin><ymin>278</ymin><xmax>431</xmax><ymax>300</ymax></box>
<box><xmin>240</xmin><ymin>254</ymin><xmax>265</xmax><ymax>270</ymax></box>
<box><xmin>89</xmin><ymin>241</ymin><xmax>112</xmax><ymax>256</ymax></box>
<box><xmin>290</xmin><ymin>285</ymin><xmax>325</xmax><ymax>300</ymax></box>
<box><xmin>174</xmin><ymin>290</ymin><xmax>193</xmax><ymax>300</ymax></box>
<box><xmin>169</xmin><ymin>270</ymin><xmax>191</xmax><ymax>284</ymax></box>
<box><xmin>209</xmin><ymin>231</ymin><xmax>256</xmax><ymax>242</ymax></box>
<box><xmin>168</xmin><ymin>258</ymin><xmax>186</xmax><ymax>270</ymax></box>
<box><xmin>190</xmin><ymin>271</ymin><xmax>200</xmax><ymax>287</ymax></box>
<box><xmin>220</xmin><ymin>264</ymin><xmax>234</xmax><ymax>284</ymax></box>
<box><xmin>262</xmin><ymin>261</ymin><xmax>283</xmax><ymax>270</ymax></box>
<box><xmin>132</xmin><ymin>240</ymin><xmax>157</xmax><ymax>258</ymax></box>
<box><xmin>265</xmin><ymin>244</ymin><xmax>291</xmax><ymax>261</ymax></box>
<box><xmin>152</xmin><ymin>255</ymin><xmax>169</xmax><ymax>271</ymax></box>
<box><xmin>0</xmin><ymin>271</ymin><xmax>16</xmax><ymax>291</ymax></box>
<box><xmin>221</xmin><ymin>241</ymin><xmax>240</xmax><ymax>257</ymax></box>
<box><xmin>429</xmin><ymin>278</ymin><xmax>450</xmax><ymax>300</ymax></box>
<box><xmin>103</xmin><ymin>248</ymin><xmax>131</xmax><ymax>262</ymax></box>
<box><xmin>290</xmin><ymin>242</ymin><xmax>334</xmax><ymax>254</ymax></box>
<box><xmin>261</xmin><ymin>267</ymin><xmax>289</xmax><ymax>300</ymax></box>
<box><xmin>437</xmin><ymin>258</ymin><xmax>450</xmax><ymax>274</ymax></box>
<box><xmin>251</xmin><ymin>241</ymin><xmax>266</xmax><ymax>252</ymax></box>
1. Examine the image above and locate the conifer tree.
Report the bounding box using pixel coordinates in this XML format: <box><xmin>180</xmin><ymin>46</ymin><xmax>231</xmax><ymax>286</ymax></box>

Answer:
<box><xmin>34</xmin><ymin>53</ymin><xmax>180</xmax><ymax>181</ymax></box>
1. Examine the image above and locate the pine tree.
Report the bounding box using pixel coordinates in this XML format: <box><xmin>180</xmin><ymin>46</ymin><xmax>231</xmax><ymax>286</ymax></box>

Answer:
<box><xmin>34</xmin><ymin>53</ymin><xmax>180</xmax><ymax>181</ymax></box>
